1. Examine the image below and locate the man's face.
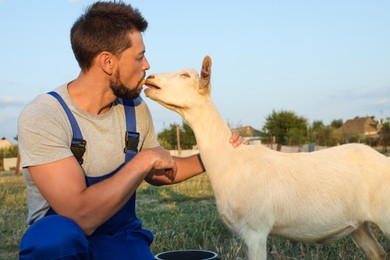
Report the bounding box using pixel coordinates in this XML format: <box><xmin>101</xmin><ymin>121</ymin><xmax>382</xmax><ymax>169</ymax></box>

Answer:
<box><xmin>110</xmin><ymin>31</ymin><xmax>150</xmax><ymax>99</ymax></box>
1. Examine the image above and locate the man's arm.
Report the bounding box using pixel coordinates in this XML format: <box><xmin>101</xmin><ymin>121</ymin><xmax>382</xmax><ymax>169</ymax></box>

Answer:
<box><xmin>29</xmin><ymin>146</ymin><xmax>176</xmax><ymax>235</ymax></box>
<box><xmin>145</xmin><ymin>132</ymin><xmax>245</xmax><ymax>185</ymax></box>
<box><xmin>145</xmin><ymin>154</ymin><xmax>202</xmax><ymax>185</ymax></box>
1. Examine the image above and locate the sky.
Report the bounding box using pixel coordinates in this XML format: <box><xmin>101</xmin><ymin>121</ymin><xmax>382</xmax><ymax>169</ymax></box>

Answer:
<box><xmin>1</xmin><ymin>0</ymin><xmax>389</xmax><ymax>142</ymax></box>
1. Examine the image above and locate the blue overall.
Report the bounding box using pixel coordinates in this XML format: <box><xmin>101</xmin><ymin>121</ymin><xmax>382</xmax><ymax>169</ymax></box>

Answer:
<box><xmin>19</xmin><ymin>93</ymin><xmax>154</xmax><ymax>260</ymax></box>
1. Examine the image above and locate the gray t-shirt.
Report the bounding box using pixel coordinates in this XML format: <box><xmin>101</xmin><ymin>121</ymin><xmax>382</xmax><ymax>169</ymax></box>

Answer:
<box><xmin>18</xmin><ymin>84</ymin><xmax>159</xmax><ymax>224</ymax></box>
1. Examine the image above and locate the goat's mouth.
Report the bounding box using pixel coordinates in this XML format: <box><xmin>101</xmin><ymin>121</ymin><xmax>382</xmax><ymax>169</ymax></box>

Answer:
<box><xmin>144</xmin><ymin>80</ymin><xmax>160</xmax><ymax>90</ymax></box>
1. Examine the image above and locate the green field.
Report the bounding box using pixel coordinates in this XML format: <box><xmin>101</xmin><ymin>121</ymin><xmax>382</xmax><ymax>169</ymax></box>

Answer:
<box><xmin>1</xmin><ymin>171</ymin><xmax>389</xmax><ymax>259</ymax></box>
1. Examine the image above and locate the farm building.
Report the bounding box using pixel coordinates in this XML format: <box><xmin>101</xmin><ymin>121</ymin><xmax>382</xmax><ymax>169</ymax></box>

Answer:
<box><xmin>336</xmin><ymin>116</ymin><xmax>382</xmax><ymax>143</ymax></box>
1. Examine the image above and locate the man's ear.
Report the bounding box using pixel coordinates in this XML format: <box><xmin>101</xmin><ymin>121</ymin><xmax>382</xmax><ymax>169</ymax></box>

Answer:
<box><xmin>199</xmin><ymin>55</ymin><xmax>212</xmax><ymax>95</ymax></box>
<box><xmin>99</xmin><ymin>52</ymin><xmax>114</xmax><ymax>75</ymax></box>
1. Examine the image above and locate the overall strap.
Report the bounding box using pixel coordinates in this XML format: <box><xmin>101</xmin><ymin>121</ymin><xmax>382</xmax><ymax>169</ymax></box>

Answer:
<box><xmin>47</xmin><ymin>91</ymin><xmax>86</xmax><ymax>165</ymax></box>
<box><xmin>122</xmin><ymin>99</ymin><xmax>139</xmax><ymax>162</ymax></box>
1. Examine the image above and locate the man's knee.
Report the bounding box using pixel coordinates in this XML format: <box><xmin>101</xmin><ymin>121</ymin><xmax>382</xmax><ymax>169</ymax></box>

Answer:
<box><xmin>19</xmin><ymin>215</ymin><xmax>89</xmax><ymax>260</ymax></box>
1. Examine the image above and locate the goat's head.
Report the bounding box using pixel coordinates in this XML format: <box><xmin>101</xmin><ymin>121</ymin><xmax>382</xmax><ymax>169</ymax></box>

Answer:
<box><xmin>144</xmin><ymin>56</ymin><xmax>212</xmax><ymax>115</ymax></box>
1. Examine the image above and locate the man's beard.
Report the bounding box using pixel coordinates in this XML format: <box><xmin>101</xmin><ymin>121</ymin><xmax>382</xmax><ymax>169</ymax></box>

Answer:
<box><xmin>110</xmin><ymin>69</ymin><xmax>141</xmax><ymax>100</ymax></box>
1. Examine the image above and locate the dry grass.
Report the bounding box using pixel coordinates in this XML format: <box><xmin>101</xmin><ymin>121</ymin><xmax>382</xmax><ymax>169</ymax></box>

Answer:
<box><xmin>0</xmin><ymin>171</ymin><xmax>28</xmax><ymax>260</ymax></box>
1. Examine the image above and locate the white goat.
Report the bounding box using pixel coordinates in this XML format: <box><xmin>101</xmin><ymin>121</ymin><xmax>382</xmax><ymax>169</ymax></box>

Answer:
<box><xmin>144</xmin><ymin>56</ymin><xmax>390</xmax><ymax>259</ymax></box>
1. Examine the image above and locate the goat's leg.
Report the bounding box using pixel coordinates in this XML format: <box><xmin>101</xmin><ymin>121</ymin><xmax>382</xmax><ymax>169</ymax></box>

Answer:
<box><xmin>243</xmin><ymin>231</ymin><xmax>268</xmax><ymax>260</ymax></box>
<box><xmin>351</xmin><ymin>222</ymin><xmax>386</xmax><ymax>260</ymax></box>
<box><xmin>374</xmin><ymin>211</ymin><xmax>390</xmax><ymax>239</ymax></box>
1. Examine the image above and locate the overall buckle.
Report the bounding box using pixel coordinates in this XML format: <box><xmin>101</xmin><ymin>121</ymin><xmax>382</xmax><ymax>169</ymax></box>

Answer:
<box><xmin>71</xmin><ymin>138</ymin><xmax>86</xmax><ymax>164</ymax></box>
<box><xmin>124</xmin><ymin>131</ymin><xmax>140</xmax><ymax>153</ymax></box>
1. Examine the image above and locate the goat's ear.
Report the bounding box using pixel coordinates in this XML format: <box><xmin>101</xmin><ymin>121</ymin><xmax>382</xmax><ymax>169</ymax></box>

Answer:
<box><xmin>199</xmin><ymin>56</ymin><xmax>212</xmax><ymax>95</ymax></box>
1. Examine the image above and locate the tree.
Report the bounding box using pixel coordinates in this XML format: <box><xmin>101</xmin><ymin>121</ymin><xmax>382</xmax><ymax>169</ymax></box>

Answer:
<box><xmin>0</xmin><ymin>145</ymin><xmax>18</xmax><ymax>159</ymax></box>
<box><xmin>330</xmin><ymin>119</ymin><xmax>343</xmax><ymax>129</ymax></box>
<box><xmin>261</xmin><ymin>110</ymin><xmax>308</xmax><ymax>151</ymax></box>
<box><xmin>310</xmin><ymin>120</ymin><xmax>338</xmax><ymax>146</ymax></box>
<box><xmin>181</xmin><ymin>122</ymin><xmax>197</xmax><ymax>148</ymax></box>
<box><xmin>157</xmin><ymin>123</ymin><xmax>177</xmax><ymax>150</ymax></box>
<box><xmin>157</xmin><ymin>121</ymin><xmax>197</xmax><ymax>149</ymax></box>
<box><xmin>378</xmin><ymin>118</ymin><xmax>390</xmax><ymax>154</ymax></box>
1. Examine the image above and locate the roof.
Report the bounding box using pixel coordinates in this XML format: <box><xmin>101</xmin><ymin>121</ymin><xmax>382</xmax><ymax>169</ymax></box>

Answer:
<box><xmin>0</xmin><ymin>137</ymin><xmax>13</xmax><ymax>149</ymax></box>
<box><xmin>233</xmin><ymin>125</ymin><xmax>262</xmax><ymax>137</ymax></box>
<box><xmin>337</xmin><ymin>117</ymin><xmax>379</xmax><ymax>136</ymax></box>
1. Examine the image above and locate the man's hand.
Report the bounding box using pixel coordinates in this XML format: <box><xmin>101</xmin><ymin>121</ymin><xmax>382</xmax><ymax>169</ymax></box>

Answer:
<box><xmin>229</xmin><ymin>131</ymin><xmax>247</xmax><ymax>147</ymax></box>
<box><xmin>142</xmin><ymin>146</ymin><xmax>177</xmax><ymax>181</ymax></box>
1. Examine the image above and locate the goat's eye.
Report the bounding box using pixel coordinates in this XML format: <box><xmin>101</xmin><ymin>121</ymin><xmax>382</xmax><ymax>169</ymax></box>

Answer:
<box><xmin>180</xmin><ymin>72</ymin><xmax>191</xmax><ymax>78</ymax></box>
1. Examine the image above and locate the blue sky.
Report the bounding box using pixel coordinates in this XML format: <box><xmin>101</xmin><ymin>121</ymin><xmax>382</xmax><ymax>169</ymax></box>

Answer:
<box><xmin>1</xmin><ymin>0</ymin><xmax>389</xmax><ymax>142</ymax></box>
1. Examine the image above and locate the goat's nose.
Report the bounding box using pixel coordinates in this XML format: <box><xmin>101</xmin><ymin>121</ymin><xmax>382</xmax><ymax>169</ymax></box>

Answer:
<box><xmin>146</xmin><ymin>75</ymin><xmax>155</xmax><ymax>79</ymax></box>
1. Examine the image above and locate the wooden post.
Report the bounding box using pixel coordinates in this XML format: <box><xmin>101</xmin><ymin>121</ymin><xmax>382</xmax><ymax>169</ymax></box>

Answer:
<box><xmin>176</xmin><ymin>123</ymin><xmax>181</xmax><ymax>156</ymax></box>
<box><xmin>15</xmin><ymin>151</ymin><xmax>21</xmax><ymax>175</ymax></box>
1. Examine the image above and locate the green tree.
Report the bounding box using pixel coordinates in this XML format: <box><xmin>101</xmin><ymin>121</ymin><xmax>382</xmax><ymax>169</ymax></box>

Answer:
<box><xmin>330</xmin><ymin>119</ymin><xmax>343</xmax><ymax>129</ymax></box>
<box><xmin>310</xmin><ymin>120</ymin><xmax>338</xmax><ymax>146</ymax></box>
<box><xmin>181</xmin><ymin>122</ymin><xmax>197</xmax><ymax>148</ymax></box>
<box><xmin>262</xmin><ymin>110</ymin><xmax>308</xmax><ymax>150</ymax></box>
<box><xmin>0</xmin><ymin>145</ymin><xmax>18</xmax><ymax>159</ymax></box>
<box><xmin>157</xmin><ymin>123</ymin><xmax>177</xmax><ymax>150</ymax></box>
<box><xmin>378</xmin><ymin>118</ymin><xmax>390</xmax><ymax>154</ymax></box>
<box><xmin>157</xmin><ymin>121</ymin><xmax>197</xmax><ymax>150</ymax></box>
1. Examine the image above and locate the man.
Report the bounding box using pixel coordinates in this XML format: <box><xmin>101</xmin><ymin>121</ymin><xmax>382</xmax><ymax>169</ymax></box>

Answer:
<box><xmin>18</xmin><ymin>2</ymin><xmax>243</xmax><ymax>259</ymax></box>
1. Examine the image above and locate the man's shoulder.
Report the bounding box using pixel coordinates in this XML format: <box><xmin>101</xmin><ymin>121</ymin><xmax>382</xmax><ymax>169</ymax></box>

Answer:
<box><xmin>20</xmin><ymin>93</ymin><xmax>62</xmax><ymax>119</ymax></box>
<box><xmin>19</xmin><ymin>85</ymin><xmax>69</xmax><ymax>124</ymax></box>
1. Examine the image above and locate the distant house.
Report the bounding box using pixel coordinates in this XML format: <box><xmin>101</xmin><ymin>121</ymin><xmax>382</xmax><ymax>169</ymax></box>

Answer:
<box><xmin>0</xmin><ymin>137</ymin><xmax>13</xmax><ymax>149</ymax></box>
<box><xmin>336</xmin><ymin>117</ymin><xmax>382</xmax><ymax>143</ymax></box>
<box><xmin>1</xmin><ymin>137</ymin><xmax>17</xmax><ymax>171</ymax></box>
<box><xmin>233</xmin><ymin>125</ymin><xmax>262</xmax><ymax>144</ymax></box>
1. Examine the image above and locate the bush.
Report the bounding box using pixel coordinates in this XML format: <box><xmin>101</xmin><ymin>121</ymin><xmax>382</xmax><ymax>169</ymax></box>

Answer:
<box><xmin>0</xmin><ymin>145</ymin><xmax>18</xmax><ymax>159</ymax></box>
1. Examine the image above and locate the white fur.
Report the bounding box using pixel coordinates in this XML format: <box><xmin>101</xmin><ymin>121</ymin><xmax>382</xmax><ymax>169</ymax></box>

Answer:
<box><xmin>145</xmin><ymin>56</ymin><xmax>390</xmax><ymax>259</ymax></box>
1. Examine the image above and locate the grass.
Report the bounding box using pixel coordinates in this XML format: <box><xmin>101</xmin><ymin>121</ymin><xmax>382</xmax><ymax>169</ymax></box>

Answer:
<box><xmin>0</xmin><ymin>171</ymin><xmax>28</xmax><ymax>260</ymax></box>
<box><xmin>1</xmin><ymin>170</ymin><xmax>389</xmax><ymax>259</ymax></box>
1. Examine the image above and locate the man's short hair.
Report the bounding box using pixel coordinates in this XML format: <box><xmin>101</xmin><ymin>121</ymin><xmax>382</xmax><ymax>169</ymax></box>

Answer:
<box><xmin>71</xmin><ymin>1</ymin><xmax>148</xmax><ymax>71</ymax></box>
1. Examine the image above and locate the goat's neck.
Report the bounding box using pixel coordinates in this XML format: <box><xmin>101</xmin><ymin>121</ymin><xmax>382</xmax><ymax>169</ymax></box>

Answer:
<box><xmin>182</xmin><ymin>97</ymin><xmax>233</xmax><ymax>173</ymax></box>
